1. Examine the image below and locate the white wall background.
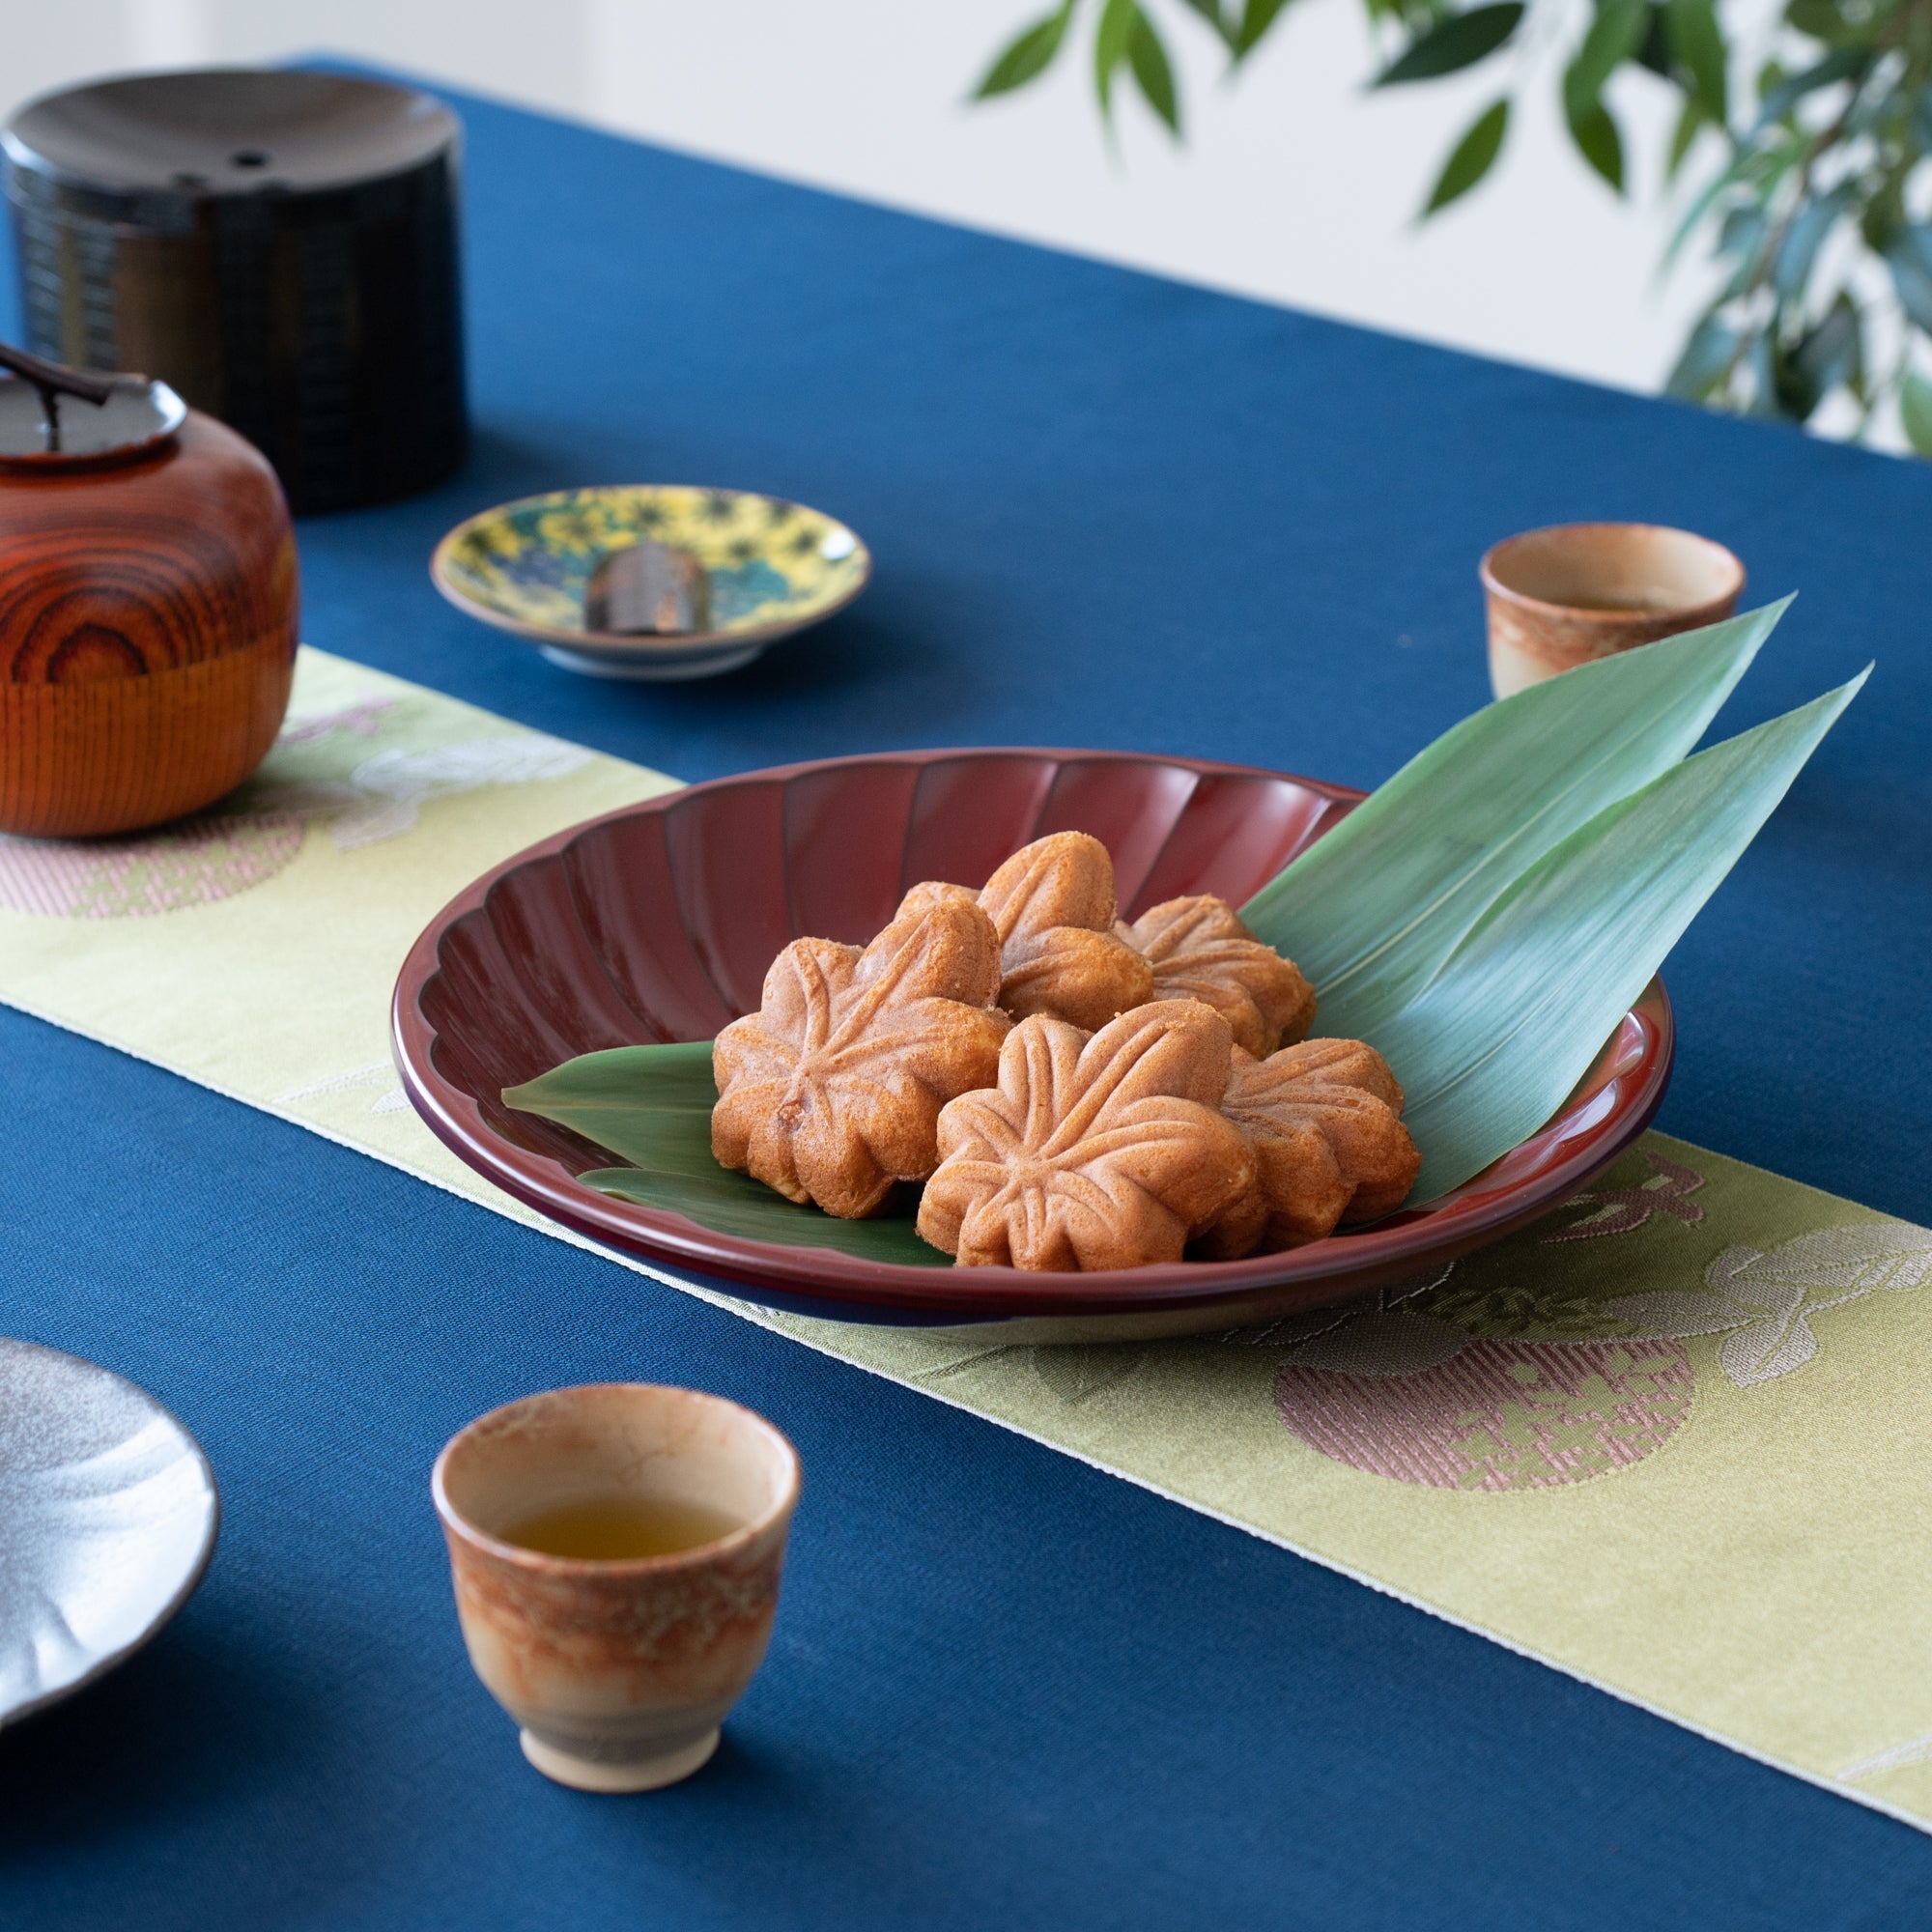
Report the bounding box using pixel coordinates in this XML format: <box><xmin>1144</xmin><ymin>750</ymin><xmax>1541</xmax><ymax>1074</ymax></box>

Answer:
<box><xmin>5</xmin><ymin>0</ymin><xmax>1748</xmax><ymax>399</ymax></box>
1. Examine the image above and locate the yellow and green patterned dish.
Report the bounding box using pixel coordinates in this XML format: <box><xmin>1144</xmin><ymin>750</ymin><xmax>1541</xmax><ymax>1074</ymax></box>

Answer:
<box><xmin>430</xmin><ymin>485</ymin><xmax>871</xmax><ymax>681</ymax></box>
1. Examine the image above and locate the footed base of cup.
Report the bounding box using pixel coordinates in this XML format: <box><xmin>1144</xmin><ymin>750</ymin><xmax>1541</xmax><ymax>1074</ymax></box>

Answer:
<box><xmin>519</xmin><ymin>1725</ymin><xmax>720</xmax><ymax>1793</ymax></box>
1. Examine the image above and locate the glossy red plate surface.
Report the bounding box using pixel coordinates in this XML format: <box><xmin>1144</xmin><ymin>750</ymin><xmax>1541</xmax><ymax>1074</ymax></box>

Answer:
<box><xmin>392</xmin><ymin>749</ymin><xmax>1673</xmax><ymax>1341</ymax></box>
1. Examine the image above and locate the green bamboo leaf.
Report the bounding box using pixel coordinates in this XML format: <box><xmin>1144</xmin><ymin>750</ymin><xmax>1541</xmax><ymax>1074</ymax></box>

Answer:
<box><xmin>974</xmin><ymin>3</ymin><xmax>1077</xmax><ymax>98</ymax></box>
<box><xmin>1421</xmin><ymin>98</ymin><xmax>1511</xmax><ymax>213</ymax></box>
<box><xmin>1094</xmin><ymin>0</ymin><xmax>1138</xmax><ymax>118</ymax></box>
<box><xmin>1568</xmin><ymin>101</ymin><xmax>1626</xmax><ymax>190</ymax></box>
<box><xmin>503</xmin><ymin>1041</ymin><xmax>951</xmax><ymax>1265</ymax></box>
<box><xmin>1373</xmin><ymin>4</ymin><xmax>1523</xmax><ymax>86</ymax></box>
<box><xmin>509</xmin><ymin>604</ymin><xmax>1856</xmax><ymax>1241</ymax></box>
<box><xmin>583</xmin><ymin>1163</ymin><xmax>947</xmax><ymax>1264</ymax></box>
<box><xmin>1564</xmin><ymin>0</ymin><xmax>1648</xmax><ymax>122</ymax></box>
<box><xmin>1664</xmin><ymin>0</ymin><xmax>1728</xmax><ymax>124</ymax></box>
<box><xmin>1234</xmin><ymin>0</ymin><xmax>1297</xmax><ymax>56</ymax></box>
<box><xmin>1128</xmin><ymin>10</ymin><xmax>1182</xmax><ymax>132</ymax></box>
<box><xmin>1902</xmin><ymin>371</ymin><xmax>1932</xmax><ymax>459</ymax></box>
<box><xmin>1387</xmin><ymin>670</ymin><xmax>1867</xmax><ymax>1201</ymax></box>
<box><xmin>1241</xmin><ymin>601</ymin><xmax>1790</xmax><ymax>1042</ymax></box>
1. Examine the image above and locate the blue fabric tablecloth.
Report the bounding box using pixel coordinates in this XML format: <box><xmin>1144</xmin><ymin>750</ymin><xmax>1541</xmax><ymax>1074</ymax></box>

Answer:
<box><xmin>4</xmin><ymin>72</ymin><xmax>1931</xmax><ymax>1931</ymax></box>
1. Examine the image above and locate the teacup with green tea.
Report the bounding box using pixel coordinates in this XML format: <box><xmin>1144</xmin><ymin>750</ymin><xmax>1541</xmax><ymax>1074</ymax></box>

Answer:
<box><xmin>433</xmin><ymin>1382</ymin><xmax>801</xmax><ymax>1792</ymax></box>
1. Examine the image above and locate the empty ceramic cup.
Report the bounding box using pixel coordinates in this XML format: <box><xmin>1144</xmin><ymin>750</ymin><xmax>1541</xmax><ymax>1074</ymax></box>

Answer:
<box><xmin>1480</xmin><ymin>523</ymin><xmax>1745</xmax><ymax>698</ymax></box>
<box><xmin>432</xmin><ymin>1383</ymin><xmax>801</xmax><ymax>1792</ymax></box>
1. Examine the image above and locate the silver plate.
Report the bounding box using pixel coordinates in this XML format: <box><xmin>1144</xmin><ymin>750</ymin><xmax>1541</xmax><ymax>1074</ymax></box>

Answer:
<box><xmin>0</xmin><ymin>1337</ymin><xmax>218</xmax><ymax>1727</ymax></box>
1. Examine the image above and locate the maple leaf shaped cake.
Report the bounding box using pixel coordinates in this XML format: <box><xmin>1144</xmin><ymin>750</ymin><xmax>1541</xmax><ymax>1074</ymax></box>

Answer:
<box><xmin>1118</xmin><ymin>895</ymin><xmax>1316</xmax><ymax>1059</ymax></box>
<box><xmin>918</xmin><ymin>999</ymin><xmax>1256</xmax><ymax>1271</ymax></box>
<box><xmin>712</xmin><ymin>897</ymin><xmax>1010</xmax><ymax>1218</ymax></box>
<box><xmin>1196</xmin><ymin>1038</ymin><xmax>1421</xmax><ymax>1259</ymax></box>
<box><xmin>919</xmin><ymin>831</ymin><xmax>1153</xmax><ymax>1031</ymax></box>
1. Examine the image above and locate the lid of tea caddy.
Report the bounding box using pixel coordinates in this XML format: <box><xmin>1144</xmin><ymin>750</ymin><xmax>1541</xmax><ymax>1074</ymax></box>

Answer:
<box><xmin>0</xmin><ymin>342</ymin><xmax>186</xmax><ymax>468</ymax></box>
<box><xmin>3</xmin><ymin>71</ymin><xmax>457</xmax><ymax>200</ymax></box>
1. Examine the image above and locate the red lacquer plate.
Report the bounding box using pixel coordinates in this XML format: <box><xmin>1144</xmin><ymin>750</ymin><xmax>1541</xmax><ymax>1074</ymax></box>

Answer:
<box><xmin>392</xmin><ymin>749</ymin><xmax>1673</xmax><ymax>1342</ymax></box>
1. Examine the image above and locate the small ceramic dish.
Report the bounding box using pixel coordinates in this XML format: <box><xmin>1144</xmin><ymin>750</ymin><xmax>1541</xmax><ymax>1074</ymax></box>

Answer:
<box><xmin>430</xmin><ymin>485</ymin><xmax>871</xmax><ymax>681</ymax></box>
<box><xmin>391</xmin><ymin>749</ymin><xmax>1674</xmax><ymax>1345</ymax></box>
<box><xmin>0</xmin><ymin>1337</ymin><xmax>219</xmax><ymax>1726</ymax></box>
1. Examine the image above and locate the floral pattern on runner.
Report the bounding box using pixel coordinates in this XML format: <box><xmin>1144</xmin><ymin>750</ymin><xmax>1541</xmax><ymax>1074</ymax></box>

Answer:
<box><xmin>0</xmin><ymin>693</ymin><xmax>593</xmax><ymax>920</ymax></box>
<box><xmin>1274</xmin><ymin>1335</ymin><xmax>1695</xmax><ymax>1491</ymax></box>
<box><xmin>1249</xmin><ymin>1211</ymin><xmax>1932</xmax><ymax>1488</ymax></box>
<box><xmin>0</xmin><ymin>815</ymin><xmax>310</xmax><ymax>919</ymax></box>
<box><xmin>276</xmin><ymin>1061</ymin><xmax>412</xmax><ymax>1118</ymax></box>
<box><xmin>1539</xmin><ymin>1146</ymin><xmax>1707</xmax><ymax>1241</ymax></box>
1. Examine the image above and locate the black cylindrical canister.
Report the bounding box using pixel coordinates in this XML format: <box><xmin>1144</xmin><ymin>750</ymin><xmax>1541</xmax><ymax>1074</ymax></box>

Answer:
<box><xmin>3</xmin><ymin>69</ymin><xmax>467</xmax><ymax>514</ymax></box>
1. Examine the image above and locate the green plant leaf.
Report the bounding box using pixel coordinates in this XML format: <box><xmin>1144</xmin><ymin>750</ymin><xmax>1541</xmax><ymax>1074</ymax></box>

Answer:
<box><xmin>1421</xmin><ymin>98</ymin><xmax>1511</xmax><ymax>213</ymax></box>
<box><xmin>1666</xmin><ymin>311</ymin><xmax>1741</xmax><ymax>398</ymax></box>
<box><xmin>1234</xmin><ymin>0</ymin><xmax>1297</xmax><ymax>56</ymax></box>
<box><xmin>1128</xmin><ymin>9</ymin><xmax>1182</xmax><ymax>132</ymax></box>
<box><xmin>1789</xmin><ymin>292</ymin><xmax>1862</xmax><ymax>405</ymax></box>
<box><xmin>1374</xmin><ymin>4</ymin><xmax>1523</xmax><ymax>85</ymax></box>
<box><xmin>1786</xmin><ymin>0</ymin><xmax>1885</xmax><ymax>44</ymax></box>
<box><xmin>503</xmin><ymin>1041</ymin><xmax>952</xmax><ymax>1266</ymax></box>
<box><xmin>1755</xmin><ymin>46</ymin><xmax>1871</xmax><ymax>127</ymax></box>
<box><xmin>1568</xmin><ymin>101</ymin><xmax>1627</xmax><ymax>190</ymax></box>
<box><xmin>1717</xmin><ymin>207</ymin><xmax>1769</xmax><ymax>298</ymax></box>
<box><xmin>1770</xmin><ymin>334</ymin><xmax>1821</xmax><ymax>420</ymax></box>
<box><xmin>1634</xmin><ymin>5</ymin><xmax>1674</xmax><ymax>78</ymax></box>
<box><xmin>1666</xmin><ymin>97</ymin><xmax>1705</xmax><ymax>180</ymax></box>
<box><xmin>1745</xmin><ymin>329</ymin><xmax>1788</xmax><ymax>418</ymax></box>
<box><xmin>974</xmin><ymin>3</ymin><xmax>1077</xmax><ymax>98</ymax></box>
<box><xmin>1094</xmin><ymin>0</ymin><xmax>1139</xmax><ymax>118</ymax></box>
<box><xmin>1663</xmin><ymin>125</ymin><xmax>1803</xmax><ymax>270</ymax></box>
<box><xmin>1385</xmin><ymin>670</ymin><xmax>1867</xmax><ymax>1201</ymax></box>
<box><xmin>1664</xmin><ymin>0</ymin><xmax>1728</xmax><ymax>123</ymax></box>
<box><xmin>1773</xmin><ymin>187</ymin><xmax>1850</xmax><ymax>300</ymax></box>
<box><xmin>1564</xmin><ymin>0</ymin><xmax>1649</xmax><ymax>123</ymax></box>
<box><xmin>1887</xmin><ymin>227</ymin><xmax>1932</xmax><ymax>335</ymax></box>
<box><xmin>1241</xmin><ymin>602</ymin><xmax>1789</xmax><ymax>1043</ymax></box>
<box><xmin>1902</xmin><ymin>371</ymin><xmax>1932</xmax><ymax>458</ymax></box>
<box><xmin>1176</xmin><ymin>0</ymin><xmax>1238</xmax><ymax>46</ymax></box>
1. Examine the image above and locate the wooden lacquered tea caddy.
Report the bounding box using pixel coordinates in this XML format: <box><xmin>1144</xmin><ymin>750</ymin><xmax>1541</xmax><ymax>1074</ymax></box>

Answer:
<box><xmin>0</xmin><ymin>343</ymin><xmax>297</xmax><ymax>838</ymax></box>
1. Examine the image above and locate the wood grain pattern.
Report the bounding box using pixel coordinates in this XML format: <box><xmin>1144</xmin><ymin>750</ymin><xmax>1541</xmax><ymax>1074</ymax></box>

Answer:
<box><xmin>0</xmin><ymin>411</ymin><xmax>298</xmax><ymax>837</ymax></box>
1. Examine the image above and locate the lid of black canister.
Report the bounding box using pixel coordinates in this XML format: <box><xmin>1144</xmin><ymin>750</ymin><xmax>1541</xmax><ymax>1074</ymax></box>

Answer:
<box><xmin>2</xmin><ymin>69</ymin><xmax>457</xmax><ymax>200</ymax></box>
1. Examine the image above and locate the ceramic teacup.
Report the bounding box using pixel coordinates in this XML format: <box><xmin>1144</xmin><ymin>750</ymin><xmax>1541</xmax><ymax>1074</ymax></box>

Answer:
<box><xmin>433</xmin><ymin>1383</ymin><xmax>801</xmax><ymax>1792</ymax></box>
<box><xmin>1480</xmin><ymin>523</ymin><xmax>1745</xmax><ymax>698</ymax></box>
